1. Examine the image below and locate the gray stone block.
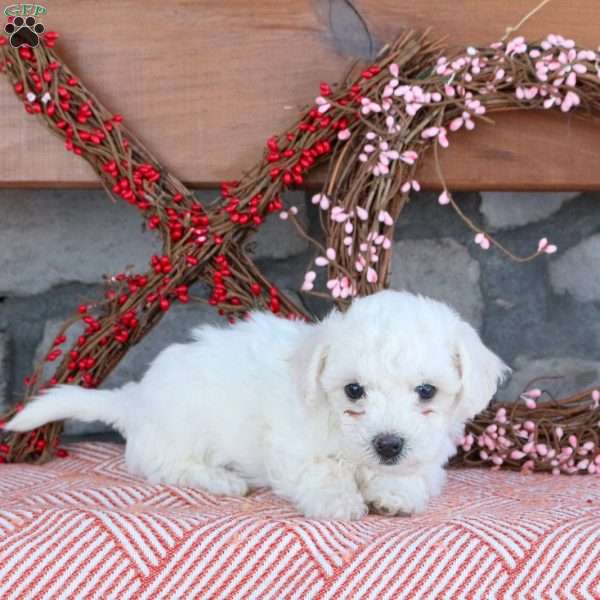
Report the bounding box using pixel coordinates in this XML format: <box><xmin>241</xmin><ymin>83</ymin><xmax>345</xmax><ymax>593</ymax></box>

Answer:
<box><xmin>0</xmin><ymin>189</ymin><xmax>159</xmax><ymax>296</ymax></box>
<box><xmin>480</xmin><ymin>191</ymin><xmax>578</xmax><ymax>230</ymax></box>
<box><xmin>390</xmin><ymin>238</ymin><xmax>483</xmax><ymax>328</ymax></box>
<box><xmin>251</xmin><ymin>191</ymin><xmax>309</xmax><ymax>260</ymax></box>
<box><xmin>0</xmin><ymin>334</ymin><xmax>8</xmax><ymax>408</ymax></box>
<box><xmin>497</xmin><ymin>356</ymin><xmax>600</xmax><ymax>403</ymax></box>
<box><xmin>395</xmin><ymin>192</ymin><xmax>483</xmax><ymax>241</ymax></box>
<box><xmin>34</xmin><ymin>301</ymin><xmax>222</xmax><ymax>434</ymax></box>
<box><xmin>550</xmin><ymin>235</ymin><xmax>600</xmax><ymax>303</ymax></box>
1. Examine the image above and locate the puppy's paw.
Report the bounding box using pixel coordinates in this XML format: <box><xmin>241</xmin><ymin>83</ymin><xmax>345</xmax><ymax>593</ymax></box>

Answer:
<box><xmin>370</xmin><ymin>488</ymin><xmax>428</xmax><ymax>516</ymax></box>
<box><xmin>273</xmin><ymin>456</ymin><xmax>367</xmax><ymax>520</ymax></box>
<box><xmin>178</xmin><ymin>465</ymin><xmax>249</xmax><ymax>497</ymax></box>
<box><xmin>203</xmin><ymin>471</ymin><xmax>249</xmax><ymax>497</ymax></box>
<box><xmin>300</xmin><ymin>491</ymin><xmax>367</xmax><ymax>521</ymax></box>
<box><xmin>362</xmin><ymin>474</ymin><xmax>430</xmax><ymax>516</ymax></box>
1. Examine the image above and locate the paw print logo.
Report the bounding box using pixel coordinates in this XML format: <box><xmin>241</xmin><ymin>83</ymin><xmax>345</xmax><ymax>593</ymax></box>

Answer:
<box><xmin>4</xmin><ymin>16</ymin><xmax>45</xmax><ymax>48</ymax></box>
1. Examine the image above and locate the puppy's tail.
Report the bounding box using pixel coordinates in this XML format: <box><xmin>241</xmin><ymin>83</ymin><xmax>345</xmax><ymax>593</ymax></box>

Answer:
<box><xmin>5</xmin><ymin>384</ymin><xmax>130</xmax><ymax>434</ymax></box>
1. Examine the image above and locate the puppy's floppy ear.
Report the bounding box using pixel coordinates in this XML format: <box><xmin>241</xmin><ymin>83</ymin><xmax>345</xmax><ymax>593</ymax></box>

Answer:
<box><xmin>454</xmin><ymin>321</ymin><xmax>510</xmax><ymax>422</ymax></box>
<box><xmin>290</xmin><ymin>324</ymin><xmax>329</xmax><ymax>408</ymax></box>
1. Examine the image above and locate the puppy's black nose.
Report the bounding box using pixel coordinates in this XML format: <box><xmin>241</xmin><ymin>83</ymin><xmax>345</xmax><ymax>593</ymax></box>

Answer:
<box><xmin>373</xmin><ymin>433</ymin><xmax>404</xmax><ymax>462</ymax></box>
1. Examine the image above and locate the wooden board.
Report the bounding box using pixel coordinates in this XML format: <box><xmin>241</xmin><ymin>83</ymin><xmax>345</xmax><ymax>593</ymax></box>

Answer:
<box><xmin>1</xmin><ymin>0</ymin><xmax>599</xmax><ymax>190</ymax></box>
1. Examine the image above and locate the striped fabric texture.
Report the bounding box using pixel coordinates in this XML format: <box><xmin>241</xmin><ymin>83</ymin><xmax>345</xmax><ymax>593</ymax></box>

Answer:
<box><xmin>1</xmin><ymin>442</ymin><xmax>599</xmax><ymax>599</ymax></box>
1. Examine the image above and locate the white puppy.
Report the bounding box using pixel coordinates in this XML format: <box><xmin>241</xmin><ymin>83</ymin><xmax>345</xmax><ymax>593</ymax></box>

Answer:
<box><xmin>7</xmin><ymin>291</ymin><xmax>508</xmax><ymax>520</ymax></box>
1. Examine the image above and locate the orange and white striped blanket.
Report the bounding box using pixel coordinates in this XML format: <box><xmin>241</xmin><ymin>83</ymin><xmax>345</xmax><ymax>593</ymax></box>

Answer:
<box><xmin>1</xmin><ymin>442</ymin><xmax>599</xmax><ymax>599</ymax></box>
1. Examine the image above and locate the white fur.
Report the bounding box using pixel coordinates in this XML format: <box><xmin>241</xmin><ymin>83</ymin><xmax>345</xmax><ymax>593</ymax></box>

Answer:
<box><xmin>6</xmin><ymin>291</ymin><xmax>509</xmax><ymax>520</ymax></box>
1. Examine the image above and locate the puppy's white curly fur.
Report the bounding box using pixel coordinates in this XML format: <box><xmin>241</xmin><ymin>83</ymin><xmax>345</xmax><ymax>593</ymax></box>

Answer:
<box><xmin>7</xmin><ymin>291</ymin><xmax>508</xmax><ymax>520</ymax></box>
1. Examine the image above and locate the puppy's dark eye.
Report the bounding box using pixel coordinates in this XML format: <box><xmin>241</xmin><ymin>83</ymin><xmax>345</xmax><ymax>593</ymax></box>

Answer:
<box><xmin>415</xmin><ymin>384</ymin><xmax>437</xmax><ymax>400</ymax></box>
<box><xmin>344</xmin><ymin>383</ymin><xmax>365</xmax><ymax>401</ymax></box>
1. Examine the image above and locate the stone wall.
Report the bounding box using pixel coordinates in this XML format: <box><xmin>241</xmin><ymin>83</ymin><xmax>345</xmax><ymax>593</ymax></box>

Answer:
<box><xmin>1</xmin><ymin>188</ymin><xmax>599</xmax><ymax>433</ymax></box>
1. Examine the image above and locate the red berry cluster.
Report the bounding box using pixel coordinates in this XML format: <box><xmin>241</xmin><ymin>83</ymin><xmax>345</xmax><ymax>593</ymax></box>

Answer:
<box><xmin>223</xmin><ymin>193</ymin><xmax>267</xmax><ymax>227</ymax></box>
<box><xmin>10</xmin><ymin>42</ymin><xmax>126</xmax><ymax>156</ymax></box>
<box><xmin>188</xmin><ymin>203</ymin><xmax>210</xmax><ymax>244</ymax></box>
<box><xmin>105</xmin><ymin>156</ymin><xmax>160</xmax><ymax>208</ymax></box>
<box><xmin>208</xmin><ymin>255</ymin><xmax>233</xmax><ymax>307</ymax></box>
<box><xmin>146</xmin><ymin>256</ymin><xmax>190</xmax><ymax>310</ymax></box>
<box><xmin>13</xmin><ymin>53</ymin><xmax>60</xmax><ymax>115</ymax></box>
<box><xmin>359</xmin><ymin>65</ymin><xmax>382</xmax><ymax>80</ymax></box>
<box><xmin>264</xmin><ymin>77</ymin><xmax>360</xmax><ymax>182</ymax></box>
<box><xmin>75</xmin><ymin>99</ymin><xmax>92</xmax><ymax>123</ymax></box>
<box><xmin>0</xmin><ymin>430</ymin><xmax>68</xmax><ymax>463</ymax></box>
<box><xmin>267</xmin><ymin>135</ymin><xmax>333</xmax><ymax>187</ymax></box>
<box><xmin>44</xmin><ymin>334</ymin><xmax>68</xmax><ymax>363</ymax></box>
<box><xmin>113</xmin><ymin>310</ymin><xmax>138</xmax><ymax>344</ymax></box>
<box><xmin>43</xmin><ymin>31</ymin><xmax>59</xmax><ymax>48</ymax></box>
<box><xmin>207</xmin><ymin>255</ymin><xmax>280</xmax><ymax>321</ymax></box>
<box><xmin>45</xmin><ymin>348</ymin><xmax>62</xmax><ymax>362</ymax></box>
<box><xmin>268</xmin><ymin>286</ymin><xmax>281</xmax><ymax>314</ymax></box>
<box><xmin>65</xmin><ymin>349</ymin><xmax>98</xmax><ymax>387</ymax></box>
<box><xmin>151</xmin><ymin>254</ymin><xmax>174</xmax><ymax>275</ymax></box>
<box><xmin>103</xmin><ymin>273</ymin><xmax>149</xmax><ymax>308</ymax></box>
<box><xmin>104</xmin><ymin>155</ymin><xmax>212</xmax><ymax>247</ymax></box>
<box><xmin>61</xmin><ymin>110</ymin><xmax>121</xmax><ymax>156</ymax></box>
<box><xmin>149</xmin><ymin>202</ymin><xmax>209</xmax><ymax>245</ymax></box>
<box><xmin>220</xmin><ymin>181</ymin><xmax>268</xmax><ymax>226</ymax></box>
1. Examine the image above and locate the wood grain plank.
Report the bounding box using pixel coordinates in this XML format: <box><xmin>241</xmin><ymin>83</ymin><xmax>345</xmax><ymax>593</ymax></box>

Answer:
<box><xmin>0</xmin><ymin>0</ymin><xmax>599</xmax><ymax>189</ymax></box>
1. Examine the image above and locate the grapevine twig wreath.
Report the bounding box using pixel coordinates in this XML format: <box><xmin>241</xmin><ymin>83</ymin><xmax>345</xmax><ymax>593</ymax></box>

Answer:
<box><xmin>1</xmin><ymin>18</ymin><xmax>600</xmax><ymax>476</ymax></box>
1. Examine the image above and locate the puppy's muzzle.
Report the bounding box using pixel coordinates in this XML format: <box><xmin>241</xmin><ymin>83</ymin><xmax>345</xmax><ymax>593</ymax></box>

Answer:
<box><xmin>372</xmin><ymin>433</ymin><xmax>405</xmax><ymax>464</ymax></box>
